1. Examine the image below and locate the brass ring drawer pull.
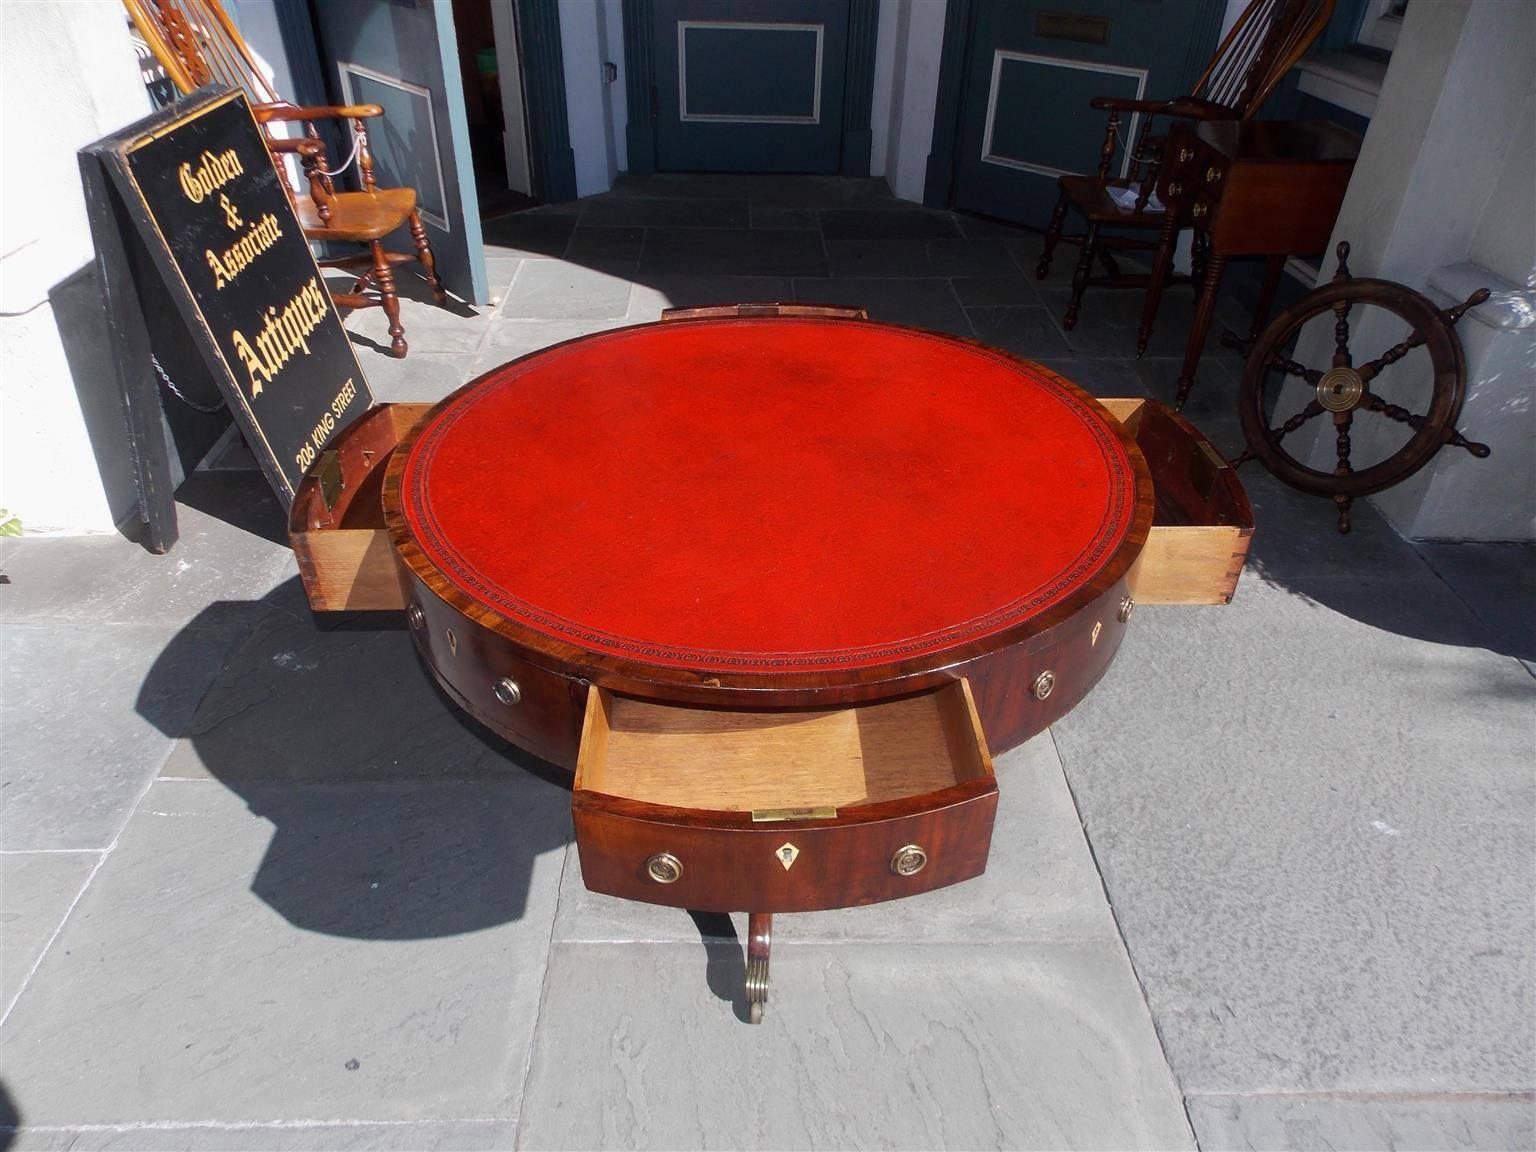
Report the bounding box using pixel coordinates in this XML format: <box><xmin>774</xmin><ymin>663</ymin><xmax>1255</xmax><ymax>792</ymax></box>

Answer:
<box><xmin>1167</xmin><ymin>181</ymin><xmax>1183</xmax><ymax>197</ymax></box>
<box><xmin>1033</xmin><ymin>670</ymin><xmax>1056</xmax><ymax>700</ymax></box>
<box><xmin>1118</xmin><ymin>595</ymin><xmax>1136</xmax><ymax>623</ymax></box>
<box><xmin>1192</xmin><ymin>202</ymin><xmax>1209</xmax><ymax>219</ymax></box>
<box><xmin>493</xmin><ymin>677</ymin><xmax>522</xmax><ymax>706</ymax></box>
<box><xmin>1206</xmin><ymin>166</ymin><xmax>1223</xmax><ymax>183</ymax></box>
<box><xmin>1179</xmin><ymin>147</ymin><xmax>1195</xmax><ymax>163</ymax></box>
<box><xmin>891</xmin><ymin>844</ymin><xmax>928</xmax><ymax>876</ymax></box>
<box><xmin>646</xmin><ymin>852</ymin><xmax>683</xmax><ymax>884</ymax></box>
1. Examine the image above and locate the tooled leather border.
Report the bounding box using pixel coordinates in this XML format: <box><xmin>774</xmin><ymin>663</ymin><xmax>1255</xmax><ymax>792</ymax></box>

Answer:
<box><xmin>400</xmin><ymin>324</ymin><xmax>1135</xmax><ymax>672</ymax></box>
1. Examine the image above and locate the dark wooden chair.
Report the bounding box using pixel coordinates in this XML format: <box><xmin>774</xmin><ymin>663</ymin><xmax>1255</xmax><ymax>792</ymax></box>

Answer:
<box><xmin>124</xmin><ymin>0</ymin><xmax>447</xmax><ymax>358</ymax></box>
<box><xmin>1035</xmin><ymin>0</ymin><xmax>1335</xmax><ymax>347</ymax></box>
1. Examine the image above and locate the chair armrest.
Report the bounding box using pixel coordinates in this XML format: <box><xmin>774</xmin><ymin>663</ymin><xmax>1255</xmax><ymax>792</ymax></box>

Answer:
<box><xmin>267</xmin><ymin>137</ymin><xmax>327</xmax><ymax>158</ymax></box>
<box><xmin>1089</xmin><ymin>96</ymin><xmax>1233</xmax><ymax>121</ymax></box>
<box><xmin>254</xmin><ymin>103</ymin><xmax>385</xmax><ymax>123</ymax></box>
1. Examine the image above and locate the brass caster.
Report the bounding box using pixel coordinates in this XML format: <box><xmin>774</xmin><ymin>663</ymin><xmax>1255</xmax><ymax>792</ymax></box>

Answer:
<box><xmin>745</xmin><ymin>911</ymin><xmax>771</xmax><ymax>1025</ymax></box>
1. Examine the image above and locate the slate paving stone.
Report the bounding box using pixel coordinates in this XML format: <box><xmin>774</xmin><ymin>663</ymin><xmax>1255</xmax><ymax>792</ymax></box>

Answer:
<box><xmin>748</xmin><ymin>203</ymin><xmax>819</xmax><ymax>230</ymax></box>
<box><xmin>156</xmin><ymin>606</ymin><xmax>527</xmax><ymax>785</ymax></box>
<box><xmin>498</xmin><ymin>259</ymin><xmax>633</xmax><ymax>320</ymax></box>
<box><xmin>0</xmin><ymin>477</ymin><xmax>295</xmax><ymax>626</ymax></box>
<box><xmin>964</xmin><ymin>305</ymin><xmax>1074</xmax><ymax>358</ymax></box>
<box><xmin>344</xmin><ymin>291</ymin><xmax>492</xmax><ymax>358</ymax></box>
<box><xmin>624</xmin><ymin>275</ymin><xmax>796</xmax><ymax>322</ymax></box>
<box><xmin>1414</xmin><ymin>541</ymin><xmax>1536</xmax><ymax>665</ymax></box>
<box><xmin>559</xmin><ymin>224</ymin><xmax>646</xmax><ymax>274</ymax></box>
<box><xmin>518</xmin><ymin>941</ymin><xmax>1194</xmax><ymax>1151</ymax></box>
<box><xmin>640</xmin><ymin>228</ymin><xmax>829</xmax><ymax>276</ymax></box>
<box><xmin>1185</xmin><ymin>1093</ymin><xmax>1536</xmax><ymax>1151</ymax></box>
<box><xmin>6</xmin><ymin>1121</ymin><xmax>519</xmax><ymax>1151</ymax></box>
<box><xmin>818</xmin><ymin>207</ymin><xmax>962</xmax><ymax>239</ymax></box>
<box><xmin>790</xmin><ymin>276</ymin><xmax>973</xmax><ymax>336</ymax></box>
<box><xmin>949</xmin><ymin>275</ymin><xmax>1041</xmax><ymax>306</ymax></box>
<box><xmin>0</xmin><ymin>779</ymin><xmax>568</xmax><ymax>1125</ymax></box>
<box><xmin>554</xmin><ymin>734</ymin><xmax>1120</xmax><ymax>947</ymax></box>
<box><xmin>476</xmin><ymin>318</ymin><xmax>634</xmax><ymax>366</ymax></box>
<box><xmin>480</xmin><ymin>212</ymin><xmax>575</xmax><ymax>257</ymax></box>
<box><xmin>483</xmin><ymin>256</ymin><xmax>520</xmax><ymax>293</ymax></box>
<box><xmin>1241</xmin><ymin>469</ymin><xmax>1443</xmax><ymax>583</ymax></box>
<box><xmin>1</xmin><ymin>851</ymin><xmax>100</xmax><ymax>1011</ymax></box>
<box><xmin>953</xmin><ymin>213</ymin><xmax>1038</xmax><ymax>240</ymax></box>
<box><xmin>580</xmin><ymin>198</ymin><xmax>748</xmax><ymax>229</ymax></box>
<box><xmin>2</xmin><ymin>617</ymin><xmax>251</xmax><ymax>851</ymax></box>
<box><xmin>1036</xmin><ymin>357</ymin><xmax>1151</xmax><ymax>399</ymax></box>
<box><xmin>355</xmin><ymin>352</ymin><xmax>477</xmax><ymax>404</ymax></box>
<box><xmin>1052</xmin><ymin>576</ymin><xmax>1536</xmax><ymax>1094</ymax></box>
<box><xmin>825</xmin><ymin>237</ymin><xmax>1019</xmax><ymax>277</ymax></box>
<box><xmin>1037</xmin><ymin>284</ymin><xmax>1225</xmax><ymax>361</ymax></box>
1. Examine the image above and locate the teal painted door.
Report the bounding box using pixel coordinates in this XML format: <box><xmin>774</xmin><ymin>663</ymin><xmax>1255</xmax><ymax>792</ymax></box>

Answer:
<box><xmin>653</xmin><ymin>0</ymin><xmax>850</xmax><ymax>173</ymax></box>
<box><xmin>310</xmin><ymin>0</ymin><xmax>489</xmax><ymax>305</ymax></box>
<box><xmin>951</xmin><ymin>1</ymin><xmax>1218</xmax><ymax>227</ymax></box>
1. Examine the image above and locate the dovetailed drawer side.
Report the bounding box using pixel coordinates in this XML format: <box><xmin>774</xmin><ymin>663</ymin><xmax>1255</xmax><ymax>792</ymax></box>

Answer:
<box><xmin>1101</xmin><ymin>397</ymin><xmax>1254</xmax><ymax>605</ymax></box>
<box><xmin>288</xmin><ymin>402</ymin><xmax>430</xmax><ymax>612</ymax></box>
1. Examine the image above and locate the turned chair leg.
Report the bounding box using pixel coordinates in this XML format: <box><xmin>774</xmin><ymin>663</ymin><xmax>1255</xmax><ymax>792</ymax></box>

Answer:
<box><xmin>1063</xmin><ymin>222</ymin><xmax>1099</xmax><ymax>332</ymax></box>
<box><xmin>408</xmin><ymin>210</ymin><xmax>447</xmax><ymax>305</ymax></box>
<box><xmin>370</xmin><ymin>239</ymin><xmax>408</xmax><ymax>359</ymax></box>
<box><xmin>1036</xmin><ymin>189</ymin><xmax>1070</xmax><ymax>279</ymax></box>
<box><xmin>1137</xmin><ymin>211</ymin><xmax>1180</xmax><ymax>358</ymax></box>
<box><xmin>746</xmin><ymin>912</ymin><xmax>771</xmax><ymax>1024</ymax></box>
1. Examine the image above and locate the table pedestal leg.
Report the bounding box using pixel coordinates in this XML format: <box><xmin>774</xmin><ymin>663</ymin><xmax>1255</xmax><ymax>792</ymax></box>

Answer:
<box><xmin>746</xmin><ymin>912</ymin><xmax>772</xmax><ymax>1024</ymax></box>
<box><xmin>1176</xmin><ymin>253</ymin><xmax>1228</xmax><ymax>410</ymax></box>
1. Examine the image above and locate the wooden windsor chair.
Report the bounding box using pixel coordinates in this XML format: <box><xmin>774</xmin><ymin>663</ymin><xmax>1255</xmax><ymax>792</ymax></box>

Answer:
<box><xmin>1035</xmin><ymin>0</ymin><xmax>1335</xmax><ymax>345</ymax></box>
<box><xmin>124</xmin><ymin>0</ymin><xmax>447</xmax><ymax>358</ymax></box>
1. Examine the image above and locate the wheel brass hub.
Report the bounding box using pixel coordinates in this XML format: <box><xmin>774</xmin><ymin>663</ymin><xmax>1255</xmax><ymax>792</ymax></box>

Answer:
<box><xmin>1317</xmin><ymin>365</ymin><xmax>1364</xmax><ymax>412</ymax></box>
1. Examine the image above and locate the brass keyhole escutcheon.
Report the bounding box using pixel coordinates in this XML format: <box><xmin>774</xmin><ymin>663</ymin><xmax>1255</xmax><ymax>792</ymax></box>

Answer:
<box><xmin>646</xmin><ymin>852</ymin><xmax>683</xmax><ymax>884</ymax></box>
<box><xmin>446</xmin><ymin>628</ymin><xmax>458</xmax><ymax>656</ymax></box>
<box><xmin>891</xmin><ymin>845</ymin><xmax>928</xmax><ymax>876</ymax></box>
<box><xmin>1033</xmin><ymin>670</ymin><xmax>1055</xmax><ymax>700</ymax></box>
<box><xmin>1317</xmin><ymin>365</ymin><xmax>1365</xmax><ymax>413</ymax></box>
<box><xmin>775</xmin><ymin>843</ymin><xmax>800</xmax><ymax>871</ymax></box>
<box><xmin>1118</xmin><ymin>595</ymin><xmax>1136</xmax><ymax>624</ymax></box>
<box><xmin>493</xmin><ymin>678</ymin><xmax>521</xmax><ymax>706</ymax></box>
<box><xmin>1091</xmin><ymin>620</ymin><xmax>1103</xmax><ymax>646</ymax></box>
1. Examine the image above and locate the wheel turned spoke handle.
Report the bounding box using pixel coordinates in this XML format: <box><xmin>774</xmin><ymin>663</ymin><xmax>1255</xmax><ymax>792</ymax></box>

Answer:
<box><xmin>1362</xmin><ymin>390</ymin><xmax>1491</xmax><ymax>458</ymax></box>
<box><xmin>1357</xmin><ymin>331</ymin><xmax>1426</xmax><ymax>383</ymax></box>
<box><xmin>1444</xmin><ymin>288</ymin><xmax>1491</xmax><ymax>327</ymax></box>
<box><xmin>1270</xmin><ymin>399</ymin><xmax>1325</xmax><ymax>442</ymax></box>
<box><xmin>1270</xmin><ymin>355</ymin><xmax>1323</xmax><ymax>384</ymax></box>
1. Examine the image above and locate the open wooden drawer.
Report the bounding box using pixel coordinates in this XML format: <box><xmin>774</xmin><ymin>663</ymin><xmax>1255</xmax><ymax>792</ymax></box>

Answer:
<box><xmin>573</xmin><ymin>681</ymin><xmax>999</xmax><ymax>913</ymax></box>
<box><xmin>287</xmin><ymin>396</ymin><xmax>1252</xmax><ymax>614</ymax></box>
<box><xmin>1101</xmin><ymin>398</ymin><xmax>1254</xmax><ymax>605</ymax></box>
<box><xmin>288</xmin><ymin>402</ymin><xmax>427</xmax><ymax>612</ymax></box>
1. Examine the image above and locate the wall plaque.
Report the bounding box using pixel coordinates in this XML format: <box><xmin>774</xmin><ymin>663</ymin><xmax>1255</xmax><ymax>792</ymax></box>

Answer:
<box><xmin>81</xmin><ymin>86</ymin><xmax>374</xmax><ymax>549</ymax></box>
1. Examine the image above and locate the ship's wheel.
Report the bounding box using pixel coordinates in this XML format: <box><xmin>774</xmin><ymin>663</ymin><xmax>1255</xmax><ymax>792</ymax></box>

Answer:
<box><xmin>1236</xmin><ymin>242</ymin><xmax>1490</xmax><ymax>533</ymax></box>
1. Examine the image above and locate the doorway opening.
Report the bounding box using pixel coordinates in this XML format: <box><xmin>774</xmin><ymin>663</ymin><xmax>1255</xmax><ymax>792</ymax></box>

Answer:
<box><xmin>452</xmin><ymin>0</ymin><xmax>538</xmax><ymax>219</ymax></box>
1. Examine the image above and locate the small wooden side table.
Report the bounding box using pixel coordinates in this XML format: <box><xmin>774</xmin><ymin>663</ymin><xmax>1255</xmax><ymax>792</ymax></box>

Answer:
<box><xmin>1144</xmin><ymin>119</ymin><xmax>1361</xmax><ymax>408</ymax></box>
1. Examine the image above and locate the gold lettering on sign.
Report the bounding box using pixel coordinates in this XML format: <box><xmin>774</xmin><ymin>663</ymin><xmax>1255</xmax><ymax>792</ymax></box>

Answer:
<box><xmin>178</xmin><ymin>148</ymin><xmax>244</xmax><ymax>203</ymax></box>
<box><xmin>229</xmin><ymin>276</ymin><xmax>329</xmax><ymax>398</ymax></box>
<box><xmin>205</xmin><ymin>212</ymin><xmax>284</xmax><ymax>290</ymax></box>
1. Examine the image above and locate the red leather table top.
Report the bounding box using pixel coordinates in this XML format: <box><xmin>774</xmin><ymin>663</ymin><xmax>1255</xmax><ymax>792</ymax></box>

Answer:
<box><xmin>398</xmin><ymin>318</ymin><xmax>1136</xmax><ymax>674</ymax></box>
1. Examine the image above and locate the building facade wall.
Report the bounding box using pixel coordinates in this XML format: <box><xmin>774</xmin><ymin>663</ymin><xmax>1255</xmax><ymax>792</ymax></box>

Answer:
<box><xmin>0</xmin><ymin>1</ymin><xmax>153</xmax><ymax>534</ymax></box>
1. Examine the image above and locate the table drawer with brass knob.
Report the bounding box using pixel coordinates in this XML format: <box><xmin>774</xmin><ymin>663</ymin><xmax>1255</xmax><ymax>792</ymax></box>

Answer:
<box><xmin>571</xmin><ymin>681</ymin><xmax>998</xmax><ymax>913</ymax></box>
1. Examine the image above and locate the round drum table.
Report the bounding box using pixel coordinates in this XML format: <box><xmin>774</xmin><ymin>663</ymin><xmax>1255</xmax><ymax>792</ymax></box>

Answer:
<box><xmin>379</xmin><ymin>311</ymin><xmax>1157</xmax><ymax>1020</ymax></box>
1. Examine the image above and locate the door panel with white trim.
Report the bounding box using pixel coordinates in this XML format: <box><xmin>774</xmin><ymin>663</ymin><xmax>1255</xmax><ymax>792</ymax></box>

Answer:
<box><xmin>953</xmin><ymin>1</ymin><xmax>1209</xmax><ymax>227</ymax></box>
<box><xmin>654</xmin><ymin>0</ymin><xmax>849</xmax><ymax>173</ymax></box>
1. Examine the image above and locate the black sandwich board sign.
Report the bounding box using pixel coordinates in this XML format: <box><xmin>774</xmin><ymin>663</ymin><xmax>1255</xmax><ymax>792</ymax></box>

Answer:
<box><xmin>81</xmin><ymin>86</ymin><xmax>374</xmax><ymax>551</ymax></box>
